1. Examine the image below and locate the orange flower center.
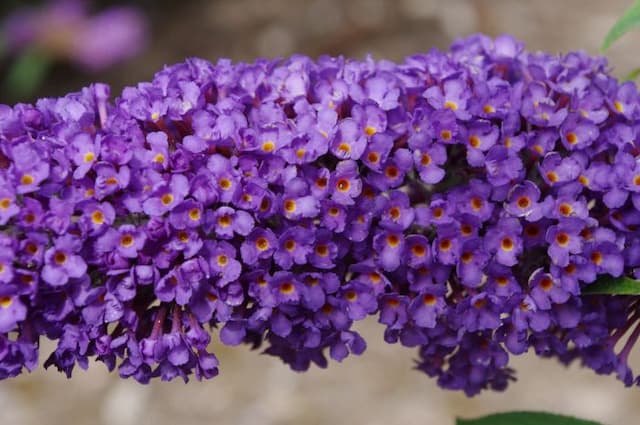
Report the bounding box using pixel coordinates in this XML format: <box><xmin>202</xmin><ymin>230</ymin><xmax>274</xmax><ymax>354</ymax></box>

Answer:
<box><xmin>517</xmin><ymin>196</ymin><xmax>530</xmax><ymax>209</ymax></box>
<box><xmin>256</xmin><ymin>237</ymin><xmax>269</xmax><ymax>251</ymax></box>
<box><xmin>120</xmin><ymin>234</ymin><xmax>134</xmax><ymax>247</ymax></box>
<box><xmin>336</xmin><ymin>178</ymin><xmax>350</xmax><ymax>192</ymax></box>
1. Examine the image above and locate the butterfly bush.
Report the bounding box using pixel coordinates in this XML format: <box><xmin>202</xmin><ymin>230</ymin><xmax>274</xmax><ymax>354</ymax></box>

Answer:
<box><xmin>1</xmin><ymin>34</ymin><xmax>640</xmax><ymax>395</ymax></box>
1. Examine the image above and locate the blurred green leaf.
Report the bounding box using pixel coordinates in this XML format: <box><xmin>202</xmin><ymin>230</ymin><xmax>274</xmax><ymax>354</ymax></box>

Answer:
<box><xmin>583</xmin><ymin>275</ymin><xmax>640</xmax><ymax>295</ymax></box>
<box><xmin>602</xmin><ymin>0</ymin><xmax>640</xmax><ymax>51</ymax></box>
<box><xmin>456</xmin><ymin>411</ymin><xmax>601</xmax><ymax>425</ymax></box>
<box><xmin>3</xmin><ymin>49</ymin><xmax>51</xmax><ymax>100</ymax></box>
<box><xmin>624</xmin><ymin>67</ymin><xmax>640</xmax><ymax>80</ymax></box>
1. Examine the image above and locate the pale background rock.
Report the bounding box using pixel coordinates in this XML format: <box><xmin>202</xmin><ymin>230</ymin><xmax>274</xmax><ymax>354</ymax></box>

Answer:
<box><xmin>4</xmin><ymin>0</ymin><xmax>640</xmax><ymax>424</ymax></box>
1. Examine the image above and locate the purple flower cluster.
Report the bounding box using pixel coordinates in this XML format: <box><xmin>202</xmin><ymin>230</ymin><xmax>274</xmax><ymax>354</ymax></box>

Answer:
<box><xmin>1</xmin><ymin>34</ymin><xmax>640</xmax><ymax>394</ymax></box>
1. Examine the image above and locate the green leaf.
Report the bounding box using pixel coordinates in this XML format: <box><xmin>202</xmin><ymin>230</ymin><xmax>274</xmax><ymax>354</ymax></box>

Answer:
<box><xmin>3</xmin><ymin>49</ymin><xmax>51</xmax><ymax>100</ymax></box>
<box><xmin>602</xmin><ymin>0</ymin><xmax>640</xmax><ymax>51</ymax></box>
<box><xmin>624</xmin><ymin>67</ymin><xmax>640</xmax><ymax>81</ymax></box>
<box><xmin>456</xmin><ymin>411</ymin><xmax>602</xmax><ymax>425</ymax></box>
<box><xmin>582</xmin><ymin>274</ymin><xmax>640</xmax><ymax>295</ymax></box>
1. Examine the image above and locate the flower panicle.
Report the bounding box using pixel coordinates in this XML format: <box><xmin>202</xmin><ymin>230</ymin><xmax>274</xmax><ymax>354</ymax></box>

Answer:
<box><xmin>1</xmin><ymin>34</ymin><xmax>640</xmax><ymax>394</ymax></box>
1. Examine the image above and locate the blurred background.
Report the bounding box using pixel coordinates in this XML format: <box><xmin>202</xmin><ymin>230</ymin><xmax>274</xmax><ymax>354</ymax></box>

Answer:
<box><xmin>2</xmin><ymin>0</ymin><xmax>640</xmax><ymax>424</ymax></box>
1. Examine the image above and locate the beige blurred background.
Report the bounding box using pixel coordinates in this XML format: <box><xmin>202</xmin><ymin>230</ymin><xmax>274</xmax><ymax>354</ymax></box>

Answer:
<box><xmin>4</xmin><ymin>0</ymin><xmax>640</xmax><ymax>424</ymax></box>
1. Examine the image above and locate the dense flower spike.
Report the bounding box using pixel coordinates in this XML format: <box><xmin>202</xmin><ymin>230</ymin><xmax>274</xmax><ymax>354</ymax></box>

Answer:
<box><xmin>2</xmin><ymin>34</ymin><xmax>640</xmax><ymax>394</ymax></box>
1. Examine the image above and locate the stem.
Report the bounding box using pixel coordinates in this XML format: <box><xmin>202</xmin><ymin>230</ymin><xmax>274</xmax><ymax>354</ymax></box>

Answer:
<box><xmin>150</xmin><ymin>304</ymin><xmax>168</xmax><ymax>339</ymax></box>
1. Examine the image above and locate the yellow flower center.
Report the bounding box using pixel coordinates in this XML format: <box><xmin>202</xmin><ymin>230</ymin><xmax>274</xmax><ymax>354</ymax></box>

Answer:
<box><xmin>261</xmin><ymin>141</ymin><xmax>275</xmax><ymax>152</ymax></box>
<box><xmin>21</xmin><ymin>174</ymin><xmax>34</xmax><ymax>185</ymax></box>
<box><xmin>161</xmin><ymin>193</ymin><xmax>174</xmax><ymax>206</ymax></box>
<box><xmin>444</xmin><ymin>100</ymin><xmax>458</xmax><ymax>111</ymax></box>
<box><xmin>256</xmin><ymin>237</ymin><xmax>269</xmax><ymax>251</ymax></box>
<box><xmin>0</xmin><ymin>198</ymin><xmax>11</xmax><ymax>210</ymax></box>
<box><xmin>188</xmin><ymin>208</ymin><xmax>201</xmax><ymax>221</ymax></box>
<box><xmin>84</xmin><ymin>152</ymin><xmax>96</xmax><ymax>163</ymax></box>
<box><xmin>0</xmin><ymin>296</ymin><xmax>12</xmax><ymax>308</ymax></box>
<box><xmin>91</xmin><ymin>210</ymin><xmax>105</xmax><ymax>225</ymax></box>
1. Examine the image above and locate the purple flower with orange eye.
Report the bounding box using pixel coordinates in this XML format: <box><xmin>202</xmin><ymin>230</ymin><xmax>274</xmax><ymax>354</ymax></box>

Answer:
<box><xmin>299</xmin><ymin>272</ymin><xmax>338</xmax><ymax>311</ymax></box>
<box><xmin>140</xmin><ymin>132</ymin><xmax>170</xmax><ymax>169</ymax></box>
<box><xmin>207</xmin><ymin>155</ymin><xmax>239</xmax><ymax>203</ymax></box>
<box><xmin>521</xmin><ymin>82</ymin><xmax>568</xmax><ymax>127</ymax></box>
<box><xmin>560</xmin><ymin>114</ymin><xmax>599</xmax><ymax>150</ymax></box>
<box><xmin>330</xmin><ymin>119</ymin><xmax>367</xmax><ymax>160</ymax></box>
<box><xmin>0</xmin><ymin>293</ymin><xmax>26</xmax><ymax>333</ymax></box>
<box><xmin>538</xmin><ymin>152</ymin><xmax>581</xmax><ymax>187</ymax></box>
<box><xmin>309</xmin><ymin>230</ymin><xmax>340</xmax><ymax>269</ymax></box>
<box><xmin>529</xmin><ymin>269</ymin><xmax>569</xmax><ymax>310</ymax></box>
<box><xmin>70</xmin><ymin>133</ymin><xmax>100</xmax><ymax>179</ymax></box>
<box><xmin>189</xmin><ymin>285</ymin><xmax>232</xmax><ymax>323</ymax></box>
<box><xmin>433</xmin><ymin>225</ymin><xmax>461</xmax><ymax>266</ymax></box>
<box><xmin>379</xmin><ymin>191</ymin><xmax>415</xmax><ymax>231</ymax></box>
<box><xmin>280</xmin><ymin>194</ymin><xmax>320</xmax><ymax>220</ymax></box>
<box><xmin>270</xmin><ymin>272</ymin><xmax>304</xmax><ymax>305</ymax></box>
<box><xmin>406</xmin><ymin>235</ymin><xmax>431</xmax><ymax>268</ymax></box>
<box><xmin>11</xmin><ymin>143</ymin><xmax>50</xmax><ymax>194</ymax></box>
<box><xmin>485</xmin><ymin>218</ymin><xmax>522</xmax><ymax>266</ymax></box>
<box><xmin>545</xmin><ymin>219</ymin><xmax>584</xmax><ymax>267</ymax></box>
<box><xmin>583</xmin><ymin>241</ymin><xmax>624</xmax><ymax>279</ymax></box>
<box><xmin>155</xmin><ymin>269</ymin><xmax>190</xmax><ymax>306</ymax></box>
<box><xmin>339</xmin><ymin>282</ymin><xmax>377</xmax><ymax>320</ymax></box>
<box><xmin>424</xmin><ymin>78</ymin><xmax>471</xmax><ymax>120</ymax></box>
<box><xmin>41</xmin><ymin>235</ymin><xmax>87</xmax><ymax>286</ymax></box>
<box><xmin>305</xmin><ymin>166</ymin><xmax>331</xmax><ymax>200</ymax></box>
<box><xmin>240</xmin><ymin>228</ymin><xmax>277</xmax><ymax>265</ymax></box>
<box><xmin>549</xmin><ymin>195</ymin><xmax>589</xmax><ymax>221</ymax></box>
<box><xmin>206</xmin><ymin>241</ymin><xmax>241</xmax><ymax>286</ymax></box>
<box><xmin>368</xmin><ymin>149</ymin><xmax>413</xmax><ymax>191</ymax></box>
<box><xmin>330</xmin><ymin>160</ymin><xmax>362</xmax><ymax>205</ymax></box>
<box><xmin>96</xmin><ymin>224</ymin><xmax>146</xmax><ymax>259</ymax></box>
<box><xmin>413</xmin><ymin>143</ymin><xmax>446</xmax><ymax>184</ymax></box>
<box><xmin>464</xmin><ymin>120</ymin><xmax>499</xmax><ymax>166</ymax></box>
<box><xmin>78</xmin><ymin>200</ymin><xmax>115</xmax><ymax>235</ymax></box>
<box><xmin>373</xmin><ymin>230</ymin><xmax>405</xmax><ymax>271</ymax></box>
<box><xmin>17</xmin><ymin>198</ymin><xmax>46</xmax><ymax>229</ymax></box>
<box><xmin>458</xmin><ymin>293</ymin><xmax>502</xmax><ymax>332</ymax></box>
<box><xmin>379</xmin><ymin>295</ymin><xmax>409</xmax><ymax>329</ymax></box>
<box><xmin>457</xmin><ymin>238</ymin><xmax>490</xmax><ymax>288</ymax></box>
<box><xmin>609</xmin><ymin>81</ymin><xmax>638</xmax><ymax>120</ymax></box>
<box><xmin>505</xmin><ymin>180</ymin><xmax>547</xmax><ymax>221</ymax></box>
<box><xmin>458</xmin><ymin>180</ymin><xmax>494</xmax><ymax>221</ymax></box>
<box><xmin>169</xmin><ymin>229</ymin><xmax>203</xmax><ymax>259</ymax></box>
<box><xmin>94</xmin><ymin>162</ymin><xmax>130</xmax><ymax>199</ymax></box>
<box><xmin>351</xmin><ymin>103</ymin><xmax>388</xmax><ymax>138</ymax></box>
<box><xmin>274</xmin><ymin>226</ymin><xmax>314</xmax><ymax>270</ymax></box>
<box><xmin>0</xmin><ymin>190</ymin><xmax>20</xmax><ymax>225</ymax></box>
<box><xmin>511</xmin><ymin>295</ymin><xmax>550</xmax><ymax>332</ymax></box>
<box><xmin>344</xmin><ymin>207</ymin><xmax>374</xmax><ymax>242</ymax></box>
<box><xmin>409</xmin><ymin>292</ymin><xmax>446</xmax><ymax>328</ymax></box>
<box><xmin>142</xmin><ymin>174</ymin><xmax>189</xmax><ymax>216</ymax></box>
<box><xmin>362</xmin><ymin>133</ymin><xmax>393</xmax><ymax>172</ymax></box>
<box><xmin>169</xmin><ymin>199</ymin><xmax>203</xmax><ymax>229</ymax></box>
<box><xmin>208</xmin><ymin>206</ymin><xmax>254</xmax><ymax>239</ymax></box>
<box><xmin>417</xmin><ymin>198</ymin><xmax>455</xmax><ymax>227</ymax></box>
<box><xmin>320</xmin><ymin>201</ymin><xmax>347</xmax><ymax>232</ymax></box>
<box><xmin>485</xmin><ymin>264</ymin><xmax>521</xmax><ymax>298</ymax></box>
